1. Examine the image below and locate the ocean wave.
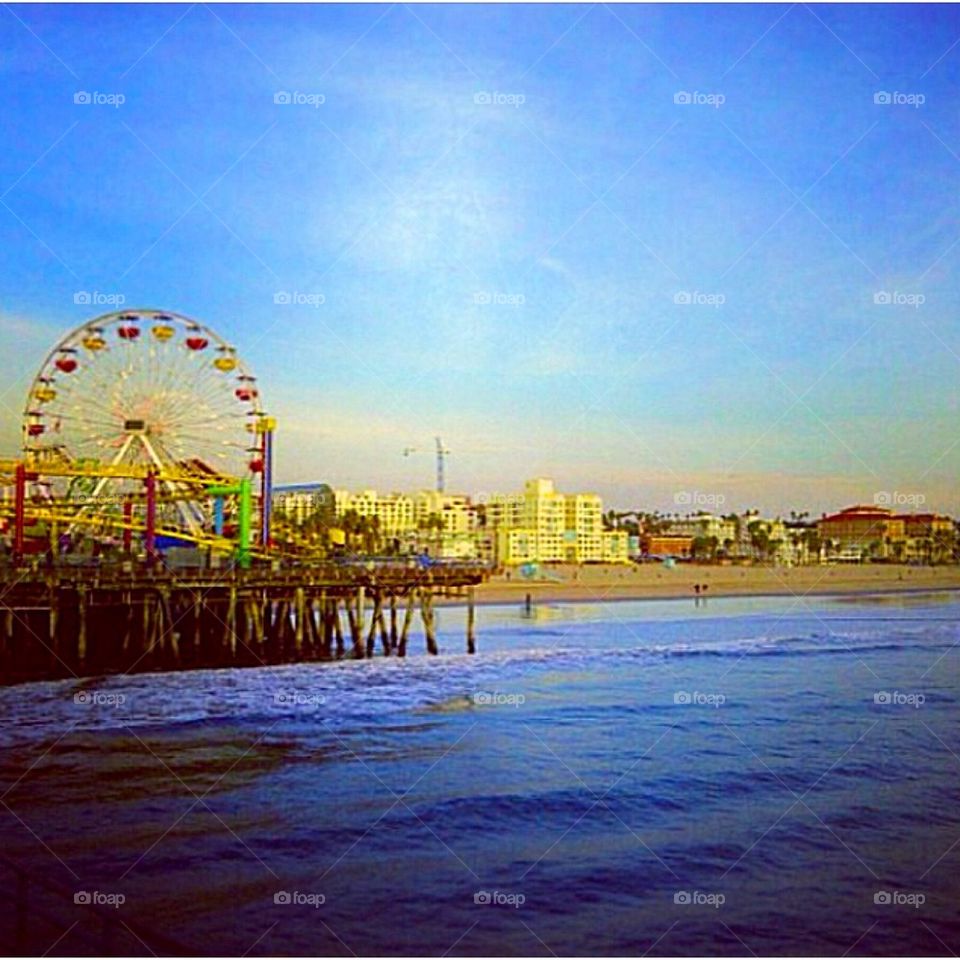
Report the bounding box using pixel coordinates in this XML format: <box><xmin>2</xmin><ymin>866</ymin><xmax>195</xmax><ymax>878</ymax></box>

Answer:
<box><xmin>0</xmin><ymin>616</ymin><xmax>955</xmax><ymax>749</ymax></box>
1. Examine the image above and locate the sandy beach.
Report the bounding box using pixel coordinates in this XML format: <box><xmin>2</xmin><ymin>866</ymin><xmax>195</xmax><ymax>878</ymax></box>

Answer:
<box><xmin>470</xmin><ymin>563</ymin><xmax>960</xmax><ymax>606</ymax></box>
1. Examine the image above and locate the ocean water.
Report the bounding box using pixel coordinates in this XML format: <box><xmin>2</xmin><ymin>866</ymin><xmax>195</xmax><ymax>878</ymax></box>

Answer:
<box><xmin>1</xmin><ymin>592</ymin><xmax>959</xmax><ymax>956</ymax></box>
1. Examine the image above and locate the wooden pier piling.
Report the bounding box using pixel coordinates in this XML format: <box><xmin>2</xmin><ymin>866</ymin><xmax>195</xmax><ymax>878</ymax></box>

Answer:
<box><xmin>467</xmin><ymin>588</ymin><xmax>476</xmax><ymax>654</ymax></box>
<box><xmin>0</xmin><ymin>561</ymin><xmax>488</xmax><ymax>684</ymax></box>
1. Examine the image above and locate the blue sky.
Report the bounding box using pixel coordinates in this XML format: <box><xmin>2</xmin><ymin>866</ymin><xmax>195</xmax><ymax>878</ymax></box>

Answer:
<box><xmin>2</xmin><ymin>2</ymin><xmax>959</xmax><ymax>514</ymax></box>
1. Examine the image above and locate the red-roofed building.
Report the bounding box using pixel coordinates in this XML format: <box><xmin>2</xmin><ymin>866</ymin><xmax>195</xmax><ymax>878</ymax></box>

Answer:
<box><xmin>818</xmin><ymin>505</ymin><xmax>955</xmax><ymax>562</ymax></box>
<box><xmin>895</xmin><ymin>513</ymin><xmax>956</xmax><ymax>563</ymax></box>
<box><xmin>817</xmin><ymin>506</ymin><xmax>904</xmax><ymax>560</ymax></box>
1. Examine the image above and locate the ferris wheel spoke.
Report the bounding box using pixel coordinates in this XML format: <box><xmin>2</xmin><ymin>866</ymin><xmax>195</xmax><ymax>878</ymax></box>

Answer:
<box><xmin>148</xmin><ymin>435</ymin><xmax>212</xmax><ymax>535</ymax></box>
<box><xmin>155</xmin><ymin>390</ymin><xmax>233</xmax><ymax>428</ymax></box>
<box><xmin>49</xmin><ymin>411</ymin><xmax>122</xmax><ymax>430</ymax></box>
<box><xmin>65</xmin><ymin>434</ymin><xmax>137</xmax><ymax>529</ymax></box>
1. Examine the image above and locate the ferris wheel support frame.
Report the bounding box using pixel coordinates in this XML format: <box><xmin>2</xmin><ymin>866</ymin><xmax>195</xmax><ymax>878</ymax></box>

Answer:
<box><xmin>4</xmin><ymin>455</ymin><xmax>262</xmax><ymax>567</ymax></box>
<box><xmin>207</xmin><ymin>478</ymin><xmax>252</xmax><ymax>569</ymax></box>
<box><xmin>13</xmin><ymin>462</ymin><xmax>26</xmax><ymax>563</ymax></box>
<box><xmin>139</xmin><ymin>433</ymin><xmax>206</xmax><ymax>538</ymax></box>
<box><xmin>260</xmin><ymin>420</ymin><xmax>274</xmax><ymax>548</ymax></box>
<box><xmin>145</xmin><ymin>470</ymin><xmax>157</xmax><ymax>566</ymax></box>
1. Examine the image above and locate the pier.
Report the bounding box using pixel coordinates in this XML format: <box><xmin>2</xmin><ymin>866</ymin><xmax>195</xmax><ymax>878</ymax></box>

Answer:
<box><xmin>0</xmin><ymin>561</ymin><xmax>488</xmax><ymax>685</ymax></box>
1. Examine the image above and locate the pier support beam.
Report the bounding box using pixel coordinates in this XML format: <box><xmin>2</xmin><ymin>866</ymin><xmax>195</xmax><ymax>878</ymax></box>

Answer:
<box><xmin>76</xmin><ymin>588</ymin><xmax>87</xmax><ymax>664</ymax></box>
<box><xmin>0</xmin><ymin>566</ymin><xmax>487</xmax><ymax>683</ymax></box>
<box><xmin>295</xmin><ymin>587</ymin><xmax>305</xmax><ymax>655</ymax></box>
<box><xmin>398</xmin><ymin>590</ymin><xmax>416</xmax><ymax>657</ymax></box>
<box><xmin>333</xmin><ymin>599</ymin><xmax>344</xmax><ymax>658</ymax></box>
<box><xmin>227</xmin><ymin>586</ymin><xmax>238</xmax><ymax>657</ymax></box>
<box><xmin>467</xmin><ymin>588</ymin><xmax>476</xmax><ymax>654</ymax></box>
<box><xmin>389</xmin><ymin>595</ymin><xmax>398</xmax><ymax>652</ymax></box>
<box><xmin>349</xmin><ymin>588</ymin><xmax>365</xmax><ymax>659</ymax></box>
<box><xmin>421</xmin><ymin>591</ymin><xmax>439</xmax><ymax>655</ymax></box>
<box><xmin>365</xmin><ymin>593</ymin><xmax>381</xmax><ymax>658</ymax></box>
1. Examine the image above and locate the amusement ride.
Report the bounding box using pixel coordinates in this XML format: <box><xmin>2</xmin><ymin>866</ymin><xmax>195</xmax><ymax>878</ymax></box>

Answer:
<box><xmin>0</xmin><ymin>309</ymin><xmax>276</xmax><ymax>567</ymax></box>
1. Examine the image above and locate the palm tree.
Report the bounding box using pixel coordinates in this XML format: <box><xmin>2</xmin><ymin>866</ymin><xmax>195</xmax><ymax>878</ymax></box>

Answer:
<box><xmin>418</xmin><ymin>512</ymin><xmax>444</xmax><ymax>555</ymax></box>
<box><xmin>802</xmin><ymin>528</ymin><xmax>822</xmax><ymax>563</ymax></box>
<box><xmin>748</xmin><ymin>520</ymin><xmax>770</xmax><ymax>561</ymax></box>
<box><xmin>360</xmin><ymin>515</ymin><xmax>382</xmax><ymax>555</ymax></box>
<box><xmin>340</xmin><ymin>509</ymin><xmax>362</xmax><ymax>550</ymax></box>
<box><xmin>706</xmin><ymin>535</ymin><xmax>719</xmax><ymax>562</ymax></box>
<box><xmin>933</xmin><ymin>530</ymin><xmax>955</xmax><ymax>564</ymax></box>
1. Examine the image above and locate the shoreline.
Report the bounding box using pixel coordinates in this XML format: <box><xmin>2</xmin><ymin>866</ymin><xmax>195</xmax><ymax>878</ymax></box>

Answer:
<box><xmin>456</xmin><ymin>584</ymin><xmax>960</xmax><ymax>609</ymax></box>
<box><xmin>442</xmin><ymin>563</ymin><xmax>960</xmax><ymax>608</ymax></box>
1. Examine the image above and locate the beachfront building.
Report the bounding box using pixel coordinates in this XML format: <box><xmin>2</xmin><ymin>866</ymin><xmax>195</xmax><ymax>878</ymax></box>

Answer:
<box><xmin>896</xmin><ymin>513</ymin><xmax>956</xmax><ymax>563</ymax></box>
<box><xmin>495</xmin><ymin>528</ymin><xmax>538</xmax><ymax>565</ymax></box>
<box><xmin>272</xmin><ymin>482</ymin><xmax>336</xmax><ymax>525</ymax></box>
<box><xmin>414</xmin><ymin>490</ymin><xmax>478</xmax><ymax>559</ymax></box>
<box><xmin>564</xmin><ymin>493</ymin><xmax>604</xmax><ymax>563</ymax></box>
<box><xmin>666</xmin><ymin>513</ymin><xmax>737</xmax><ymax>560</ymax></box>
<box><xmin>667</xmin><ymin>514</ymin><xmax>738</xmax><ymax>546</ymax></box>
<box><xmin>782</xmin><ymin>520</ymin><xmax>820</xmax><ymax>565</ymax></box>
<box><xmin>642</xmin><ymin>533</ymin><xmax>694</xmax><ymax>558</ymax></box>
<box><xmin>816</xmin><ymin>505</ymin><xmax>957</xmax><ymax>563</ymax></box>
<box><xmin>323</xmin><ymin>477</ymin><xmax>646</xmax><ymax>565</ymax></box>
<box><xmin>414</xmin><ymin>491</ymin><xmax>476</xmax><ymax>535</ymax></box>
<box><xmin>336</xmin><ymin>489</ymin><xmax>415</xmax><ymax>539</ymax></box>
<box><xmin>663</xmin><ymin>512</ymin><xmax>799</xmax><ymax>563</ymax></box>
<box><xmin>327</xmin><ymin>489</ymin><xmax>415</xmax><ymax>542</ymax></box>
<box><xmin>817</xmin><ymin>505</ymin><xmax>904</xmax><ymax>561</ymax></box>
<box><xmin>482</xmin><ymin>478</ymin><xmax>630</xmax><ymax>565</ymax></box>
<box><xmin>746</xmin><ymin>517</ymin><xmax>791</xmax><ymax>564</ymax></box>
<box><xmin>523</xmin><ymin>478</ymin><xmax>567</xmax><ymax>562</ymax></box>
<box><xmin>601</xmin><ymin>530</ymin><xmax>630</xmax><ymax>563</ymax></box>
<box><xmin>480</xmin><ymin>492</ymin><xmax>525</xmax><ymax>530</ymax></box>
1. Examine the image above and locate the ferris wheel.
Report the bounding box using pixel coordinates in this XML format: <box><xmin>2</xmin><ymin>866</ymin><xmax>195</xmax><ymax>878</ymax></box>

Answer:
<box><xmin>22</xmin><ymin>309</ymin><xmax>266</xmax><ymax>538</ymax></box>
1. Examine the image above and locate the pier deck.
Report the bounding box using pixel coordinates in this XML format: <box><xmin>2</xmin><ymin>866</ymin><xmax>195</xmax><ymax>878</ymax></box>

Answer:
<box><xmin>0</xmin><ymin>561</ymin><xmax>489</xmax><ymax>685</ymax></box>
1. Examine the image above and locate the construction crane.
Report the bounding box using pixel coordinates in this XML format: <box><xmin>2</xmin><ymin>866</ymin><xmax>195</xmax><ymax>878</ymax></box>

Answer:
<box><xmin>402</xmin><ymin>437</ymin><xmax>451</xmax><ymax>493</ymax></box>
